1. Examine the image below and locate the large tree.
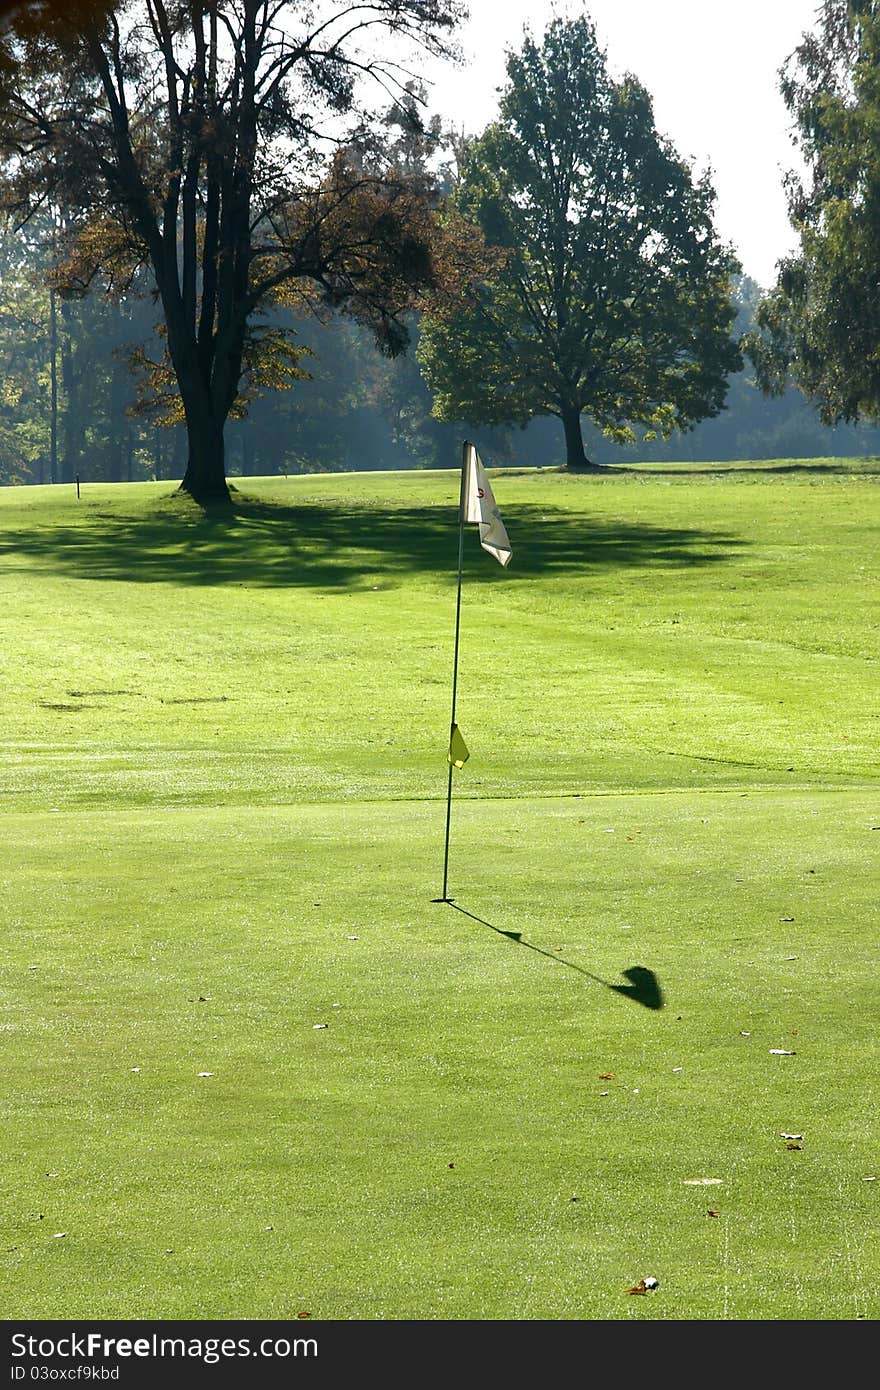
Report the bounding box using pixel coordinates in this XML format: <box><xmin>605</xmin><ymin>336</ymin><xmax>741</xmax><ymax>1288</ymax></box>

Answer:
<box><xmin>417</xmin><ymin>15</ymin><xmax>742</xmax><ymax>470</ymax></box>
<box><xmin>0</xmin><ymin>0</ymin><xmax>471</xmax><ymax>504</ymax></box>
<box><xmin>746</xmin><ymin>1</ymin><xmax>880</xmax><ymax>423</ymax></box>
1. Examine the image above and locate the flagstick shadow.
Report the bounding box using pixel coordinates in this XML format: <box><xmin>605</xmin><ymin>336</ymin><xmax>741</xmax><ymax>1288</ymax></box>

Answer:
<box><xmin>441</xmin><ymin>902</ymin><xmax>664</xmax><ymax>1010</ymax></box>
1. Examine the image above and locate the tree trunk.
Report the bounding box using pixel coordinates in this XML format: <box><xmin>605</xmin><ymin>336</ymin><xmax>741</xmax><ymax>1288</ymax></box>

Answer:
<box><xmin>178</xmin><ymin>398</ymin><xmax>231</xmax><ymax>505</ymax></box>
<box><xmin>560</xmin><ymin>403</ymin><xmax>594</xmax><ymax>471</ymax></box>
<box><xmin>153</xmin><ymin>425</ymin><xmax>164</xmax><ymax>481</ymax></box>
<box><xmin>108</xmin><ymin>349</ymin><xmax>128</xmax><ymax>482</ymax></box>
<box><xmin>60</xmin><ymin>321</ymin><xmax>75</xmax><ymax>483</ymax></box>
<box><xmin>172</xmin><ymin>424</ymin><xmax>186</xmax><ymax>481</ymax></box>
<box><xmin>241</xmin><ymin>428</ymin><xmax>254</xmax><ymax>477</ymax></box>
<box><xmin>48</xmin><ymin>287</ymin><xmax>58</xmax><ymax>485</ymax></box>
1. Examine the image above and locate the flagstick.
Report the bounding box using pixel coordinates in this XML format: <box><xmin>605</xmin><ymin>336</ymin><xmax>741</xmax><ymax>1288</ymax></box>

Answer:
<box><xmin>437</xmin><ymin>441</ymin><xmax>470</xmax><ymax>903</ymax></box>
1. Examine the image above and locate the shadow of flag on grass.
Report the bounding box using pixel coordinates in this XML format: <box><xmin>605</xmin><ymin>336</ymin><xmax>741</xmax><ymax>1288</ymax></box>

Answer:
<box><xmin>443</xmin><ymin>903</ymin><xmax>664</xmax><ymax>1010</ymax></box>
<box><xmin>608</xmin><ymin>966</ymin><xmax>664</xmax><ymax>1010</ymax></box>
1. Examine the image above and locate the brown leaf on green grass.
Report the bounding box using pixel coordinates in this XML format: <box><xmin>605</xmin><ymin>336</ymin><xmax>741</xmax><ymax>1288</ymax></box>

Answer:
<box><xmin>707</xmin><ymin>1209</ymin><xmax>720</xmax><ymax>1217</ymax></box>
<box><xmin>785</xmin><ymin>1142</ymin><xmax>803</xmax><ymax>1150</ymax></box>
<box><xmin>599</xmin><ymin>1073</ymin><xmax>615</xmax><ymax>1080</ymax></box>
<box><xmin>627</xmin><ymin>1276</ymin><xmax>658</xmax><ymax>1294</ymax></box>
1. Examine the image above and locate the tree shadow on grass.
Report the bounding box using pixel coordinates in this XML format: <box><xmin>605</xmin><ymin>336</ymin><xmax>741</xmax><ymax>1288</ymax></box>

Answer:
<box><xmin>442</xmin><ymin>901</ymin><xmax>664</xmax><ymax>1010</ymax></box>
<box><xmin>0</xmin><ymin>495</ymin><xmax>745</xmax><ymax>590</ymax></box>
<box><xmin>616</xmin><ymin>458</ymin><xmax>880</xmax><ymax>479</ymax></box>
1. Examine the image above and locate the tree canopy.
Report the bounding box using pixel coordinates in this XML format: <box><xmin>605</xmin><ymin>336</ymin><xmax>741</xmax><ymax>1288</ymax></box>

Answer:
<box><xmin>0</xmin><ymin>0</ymin><xmax>481</xmax><ymax>503</ymax></box>
<box><xmin>746</xmin><ymin>0</ymin><xmax>880</xmax><ymax>424</ymax></box>
<box><xmin>417</xmin><ymin>15</ymin><xmax>742</xmax><ymax>470</ymax></box>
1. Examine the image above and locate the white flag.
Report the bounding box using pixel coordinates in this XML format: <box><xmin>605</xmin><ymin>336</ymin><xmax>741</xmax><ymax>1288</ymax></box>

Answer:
<box><xmin>462</xmin><ymin>443</ymin><xmax>512</xmax><ymax>567</ymax></box>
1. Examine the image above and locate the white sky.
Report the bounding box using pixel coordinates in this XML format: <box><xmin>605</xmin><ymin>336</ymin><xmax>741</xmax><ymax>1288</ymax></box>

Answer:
<box><xmin>419</xmin><ymin>0</ymin><xmax>822</xmax><ymax>289</ymax></box>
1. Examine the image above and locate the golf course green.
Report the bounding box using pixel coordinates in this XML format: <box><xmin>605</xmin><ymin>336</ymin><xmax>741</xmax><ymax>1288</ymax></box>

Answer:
<box><xmin>2</xmin><ymin>459</ymin><xmax>877</xmax><ymax>1320</ymax></box>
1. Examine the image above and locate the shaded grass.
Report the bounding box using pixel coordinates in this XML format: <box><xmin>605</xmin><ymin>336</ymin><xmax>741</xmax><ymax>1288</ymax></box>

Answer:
<box><xmin>1</xmin><ymin>460</ymin><xmax>879</xmax><ymax>1320</ymax></box>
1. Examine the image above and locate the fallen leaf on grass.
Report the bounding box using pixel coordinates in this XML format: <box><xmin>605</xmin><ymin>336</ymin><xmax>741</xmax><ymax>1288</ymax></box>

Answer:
<box><xmin>197</xmin><ymin>1072</ymin><xmax>213</xmax><ymax>1078</ymax></box>
<box><xmin>296</xmin><ymin>1312</ymin><xmax>311</xmax><ymax>1319</ymax></box>
<box><xmin>598</xmin><ymin>1073</ymin><xmax>615</xmax><ymax>1080</ymax></box>
<box><xmin>769</xmin><ymin>1049</ymin><xmax>796</xmax><ymax>1055</ymax></box>
<box><xmin>683</xmin><ymin>1178</ymin><xmax>723</xmax><ymax>1185</ymax></box>
<box><xmin>781</xmin><ymin>1132</ymin><xmax>803</xmax><ymax>1140</ymax></box>
<box><xmin>626</xmin><ymin>1276</ymin><xmax>659</xmax><ymax>1294</ymax></box>
<box><xmin>312</xmin><ymin>1024</ymin><xmax>329</xmax><ymax>1030</ymax></box>
<box><xmin>53</xmin><ymin>1232</ymin><xmax>66</xmax><ymax>1239</ymax></box>
<box><xmin>785</xmin><ymin>1142</ymin><xmax>803</xmax><ymax>1150</ymax></box>
<box><xmin>707</xmin><ymin>1209</ymin><xmax>720</xmax><ymax>1218</ymax></box>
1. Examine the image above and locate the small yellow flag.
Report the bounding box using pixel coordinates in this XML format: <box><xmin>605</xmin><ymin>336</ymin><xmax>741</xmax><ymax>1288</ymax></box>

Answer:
<box><xmin>448</xmin><ymin>723</ymin><xmax>469</xmax><ymax>768</ymax></box>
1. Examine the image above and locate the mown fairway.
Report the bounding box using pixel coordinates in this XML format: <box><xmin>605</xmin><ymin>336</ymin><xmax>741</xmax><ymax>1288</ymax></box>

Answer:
<box><xmin>2</xmin><ymin>459</ymin><xmax>878</xmax><ymax>1320</ymax></box>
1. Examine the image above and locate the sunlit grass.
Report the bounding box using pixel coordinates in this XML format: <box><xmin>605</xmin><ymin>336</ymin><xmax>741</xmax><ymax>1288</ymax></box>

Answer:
<box><xmin>1</xmin><ymin>459</ymin><xmax>878</xmax><ymax>1319</ymax></box>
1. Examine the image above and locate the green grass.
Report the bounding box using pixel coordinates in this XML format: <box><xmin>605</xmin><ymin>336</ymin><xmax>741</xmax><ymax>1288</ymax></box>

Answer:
<box><xmin>1</xmin><ymin>458</ymin><xmax>878</xmax><ymax>1320</ymax></box>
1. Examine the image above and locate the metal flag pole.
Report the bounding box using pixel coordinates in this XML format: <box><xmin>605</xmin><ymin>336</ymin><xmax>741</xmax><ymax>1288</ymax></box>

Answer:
<box><xmin>436</xmin><ymin>440</ymin><xmax>470</xmax><ymax>903</ymax></box>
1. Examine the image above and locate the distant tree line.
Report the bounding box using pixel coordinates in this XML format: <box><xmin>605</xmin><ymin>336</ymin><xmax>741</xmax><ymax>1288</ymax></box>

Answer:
<box><xmin>2</xmin><ymin>223</ymin><xmax>878</xmax><ymax>490</ymax></box>
<box><xmin>2</xmin><ymin>4</ymin><xmax>880</xmax><ymax>493</ymax></box>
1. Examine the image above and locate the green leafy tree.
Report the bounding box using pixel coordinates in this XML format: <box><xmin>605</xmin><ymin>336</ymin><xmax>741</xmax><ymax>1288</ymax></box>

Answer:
<box><xmin>0</xmin><ymin>230</ymin><xmax>50</xmax><ymax>483</ymax></box>
<box><xmin>0</xmin><ymin>0</ymin><xmax>470</xmax><ymax>505</ymax></box>
<box><xmin>418</xmin><ymin>15</ymin><xmax>742</xmax><ymax>470</ymax></box>
<box><xmin>746</xmin><ymin>1</ymin><xmax>880</xmax><ymax>423</ymax></box>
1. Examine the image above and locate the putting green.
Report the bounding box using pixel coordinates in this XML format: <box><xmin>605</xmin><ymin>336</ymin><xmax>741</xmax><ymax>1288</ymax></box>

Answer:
<box><xmin>1</xmin><ymin>463</ymin><xmax>878</xmax><ymax>1319</ymax></box>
